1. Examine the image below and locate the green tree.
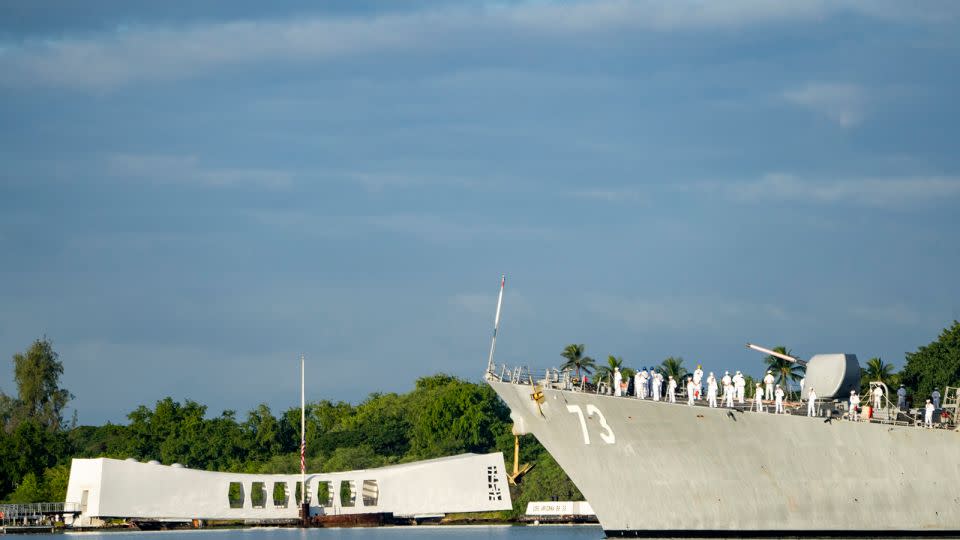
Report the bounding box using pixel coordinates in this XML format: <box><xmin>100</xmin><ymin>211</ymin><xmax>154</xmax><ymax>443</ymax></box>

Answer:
<box><xmin>660</xmin><ymin>356</ymin><xmax>688</xmax><ymax>381</ymax></box>
<box><xmin>595</xmin><ymin>356</ymin><xmax>624</xmax><ymax>385</ymax></box>
<box><xmin>244</xmin><ymin>404</ymin><xmax>283</xmax><ymax>461</ymax></box>
<box><xmin>340</xmin><ymin>393</ymin><xmax>411</xmax><ymax>458</ymax></box>
<box><xmin>861</xmin><ymin>357</ymin><xmax>896</xmax><ymax>394</ymax></box>
<box><xmin>0</xmin><ymin>419</ymin><xmax>68</xmax><ymax>500</ymax></box>
<box><xmin>560</xmin><ymin>344</ymin><xmax>596</xmax><ymax>380</ymax></box>
<box><xmin>901</xmin><ymin>321</ymin><xmax>960</xmax><ymax>400</ymax></box>
<box><xmin>407</xmin><ymin>375</ymin><xmax>510</xmax><ymax>459</ymax></box>
<box><xmin>69</xmin><ymin>423</ymin><xmax>130</xmax><ymax>458</ymax></box>
<box><xmin>11</xmin><ymin>337</ymin><xmax>73</xmax><ymax>431</ymax></box>
<box><xmin>762</xmin><ymin>346</ymin><xmax>805</xmax><ymax>399</ymax></box>
<box><xmin>43</xmin><ymin>464</ymin><xmax>71</xmax><ymax>502</ymax></box>
<box><xmin>323</xmin><ymin>445</ymin><xmax>385</xmax><ymax>472</ymax></box>
<box><xmin>0</xmin><ymin>429</ymin><xmax>16</xmax><ymax>496</ymax></box>
<box><xmin>7</xmin><ymin>472</ymin><xmax>45</xmax><ymax>503</ymax></box>
<box><xmin>0</xmin><ymin>392</ymin><xmax>15</xmax><ymax>430</ymax></box>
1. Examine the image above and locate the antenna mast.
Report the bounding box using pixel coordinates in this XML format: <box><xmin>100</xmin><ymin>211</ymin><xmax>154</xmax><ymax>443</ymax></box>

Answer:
<box><xmin>300</xmin><ymin>354</ymin><xmax>306</xmax><ymax>503</ymax></box>
<box><xmin>486</xmin><ymin>274</ymin><xmax>506</xmax><ymax>374</ymax></box>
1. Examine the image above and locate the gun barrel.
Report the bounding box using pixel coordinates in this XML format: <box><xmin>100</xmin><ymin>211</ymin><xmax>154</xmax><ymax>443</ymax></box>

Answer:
<box><xmin>746</xmin><ymin>343</ymin><xmax>807</xmax><ymax>366</ymax></box>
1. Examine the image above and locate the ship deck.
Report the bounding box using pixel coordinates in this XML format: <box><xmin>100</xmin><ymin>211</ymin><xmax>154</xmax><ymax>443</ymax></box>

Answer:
<box><xmin>488</xmin><ymin>365</ymin><xmax>950</xmax><ymax>430</ymax></box>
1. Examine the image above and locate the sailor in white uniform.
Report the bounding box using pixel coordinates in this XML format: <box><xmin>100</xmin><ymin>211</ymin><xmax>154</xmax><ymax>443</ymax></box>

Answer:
<box><xmin>634</xmin><ymin>370</ymin><xmax>643</xmax><ymax>399</ymax></box>
<box><xmin>706</xmin><ymin>372</ymin><xmax>718</xmax><ymax>408</ymax></box>
<box><xmin>667</xmin><ymin>375</ymin><xmax>677</xmax><ymax>403</ymax></box>
<box><xmin>925</xmin><ymin>399</ymin><xmax>935</xmax><ymax>427</ymax></box>
<box><xmin>613</xmin><ymin>367</ymin><xmax>622</xmax><ymax>397</ymax></box>
<box><xmin>897</xmin><ymin>384</ymin><xmax>907</xmax><ymax>409</ymax></box>
<box><xmin>686</xmin><ymin>377</ymin><xmax>696</xmax><ymax>406</ymax></box>
<box><xmin>639</xmin><ymin>368</ymin><xmax>649</xmax><ymax>399</ymax></box>
<box><xmin>849</xmin><ymin>390</ymin><xmax>860</xmax><ymax>421</ymax></box>
<box><xmin>652</xmin><ymin>371</ymin><xmax>662</xmax><ymax>401</ymax></box>
<box><xmin>774</xmin><ymin>384</ymin><xmax>785</xmax><ymax>414</ymax></box>
<box><xmin>733</xmin><ymin>371</ymin><xmax>746</xmax><ymax>404</ymax></box>
<box><xmin>763</xmin><ymin>370</ymin><xmax>775</xmax><ymax>406</ymax></box>
<box><xmin>754</xmin><ymin>383</ymin><xmax>765</xmax><ymax>413</ymax></box>
<box><xmin>721</xmin><ymin>371</ymin><xmax>733</xmax><ymax>407</ymax></box>
<box><xmin>932</xmin><ymin>387</ymin><xmax>941</xmax><ymax>409</ymax></box>
<box><xmin>872</xmin><ymin>385</ymin><xmax>884</xmax><ymax>410</ymax></box>
<box><xmin>693</xmin><ymin>365</ymin><xmax>704</xmax><ymax>401</ymax></box>
<box><xmin>807</xmin><ymin>387</ymin><xmax>817</xmax><ymax>417</ymax></box>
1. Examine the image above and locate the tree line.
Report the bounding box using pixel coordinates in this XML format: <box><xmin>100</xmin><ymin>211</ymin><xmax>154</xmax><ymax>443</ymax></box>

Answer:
<box><xmin>2</xmin><ymin>321</ymin><xmax>958</xmax><ymax>508</ymax></box>
<box><xmin>0</xmin><ymin>338</ymin><xmax>580</xmax><ymax>514</ymax></box>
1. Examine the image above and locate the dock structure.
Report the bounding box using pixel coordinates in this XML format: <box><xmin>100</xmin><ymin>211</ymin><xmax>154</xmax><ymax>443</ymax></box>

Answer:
<box><xmin>0</xmin><ymin>502</ymin><xmax>81</xmax><ymax>533</ymax></box>
<box><xmin>63</xmin><ymin>453</ymin><xmax>511</xmax><ymax>527</ymax></box>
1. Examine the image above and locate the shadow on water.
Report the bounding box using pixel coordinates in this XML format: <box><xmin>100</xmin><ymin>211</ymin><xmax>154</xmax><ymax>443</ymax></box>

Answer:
<box><xmin>50</xmin><ymin>524</ymin><xmax>605</xmax><ymax>540</ymax></box>
<box><xmin>48</xmin><ymin>528</ymin><xmax>940</xmax><ymax>540</ymax></box>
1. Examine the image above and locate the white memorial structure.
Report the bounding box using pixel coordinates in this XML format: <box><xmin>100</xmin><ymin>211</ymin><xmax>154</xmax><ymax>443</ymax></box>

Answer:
<box><xmin>65</xmin><ymin>453</ymin><xmax>511</xmax><ymax>526</ymax></box>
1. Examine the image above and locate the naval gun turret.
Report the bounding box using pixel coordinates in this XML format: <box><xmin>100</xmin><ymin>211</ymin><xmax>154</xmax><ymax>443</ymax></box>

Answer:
<box><xmin>747</xmin><ymin>343</ymin><xmax>860</xmax><ymax>400</ymax></box>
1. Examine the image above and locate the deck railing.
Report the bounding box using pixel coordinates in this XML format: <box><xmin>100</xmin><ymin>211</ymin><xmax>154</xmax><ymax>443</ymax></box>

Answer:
<box><xmin>0</xmin><ymin>502</ymin><xmax>80</xmax><ymax>526</ymax></box>
<box><xmin>489</xmin><ymin>364</ymin><xmax>935</xmax><ymax>428</ymax></box>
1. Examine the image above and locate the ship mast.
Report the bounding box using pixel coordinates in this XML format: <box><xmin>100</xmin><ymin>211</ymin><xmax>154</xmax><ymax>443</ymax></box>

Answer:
<box><xmin>300</xmin><ymin>354</ymin><xmax>307</xmax><ymax>514</ymax></box>
<box><xmin>486</xmin><ymin>274</ymin><xmax>506</xmax><ymax>375</ymax></box>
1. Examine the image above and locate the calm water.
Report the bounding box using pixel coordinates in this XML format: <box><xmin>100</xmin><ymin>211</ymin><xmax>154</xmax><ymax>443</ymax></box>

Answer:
<box><xmin>38</xmin><ymin>525</ymin><xmax>605</xmax><ymax>540</ymax></box>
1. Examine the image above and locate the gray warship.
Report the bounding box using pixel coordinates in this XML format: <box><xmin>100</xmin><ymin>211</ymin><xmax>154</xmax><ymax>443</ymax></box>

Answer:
<box><xmin>483</xmin><ymin>277</ymin><xmax>960</xmax><ymax>536</ymax></box>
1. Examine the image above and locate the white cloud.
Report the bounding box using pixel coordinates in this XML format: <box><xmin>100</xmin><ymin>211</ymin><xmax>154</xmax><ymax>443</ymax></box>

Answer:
<box><xmin>719</xmin><ymin>173</ymin><xmax>960</xmax><ymax>208</ymax></box>
<box><xmin>106</xmin><ymin>153</ymin><xmax>293</xmax><ymax>189</ymax></box>
<box><xmin>1</xmin><ymin>1</ymin><xmax>951</xmax><ymax>90</ymax></box>
<box><xmin>246</xmin><ymin>210</ymin><xmax>550</xmax><ymax>244</ymax></box>
<box><xmin>783</xmin><ymin>82</ymin><xmax>865</xmax><ymax>127</ymax></box>
<box><xmin>344</xmin><ymin>171</ymin><xmax>479</xmax><ymax>193</ymax></box>
<box><xmin>569</xmin><ymin>188</ymin><xmax>650</xmax><ymax>204</ymax></box>
<box><xmin>848</xmin><ymin>305</ymin><xmax>923</xmax><ymax>327</ymax></box>
<box><xmin>365</xmin><ymin>213</ymin><xmax>550</xmax><ymax>244</ymax></box>
<box><xmin>585</xmin><ymin>294</ymin><xmax>788</xmax><ymax>332</ymax></box>
<box><xmin>450</xmin><ymin>290</ymin><xmax>535</xmax><ymax>320</ymax></box>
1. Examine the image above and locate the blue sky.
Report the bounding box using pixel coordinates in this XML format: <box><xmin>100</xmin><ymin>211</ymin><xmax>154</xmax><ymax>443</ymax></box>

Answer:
<box><xmin>1</xmin><ymin>1</ymin><xmax>958</xmax><ymax>424</ymax></box>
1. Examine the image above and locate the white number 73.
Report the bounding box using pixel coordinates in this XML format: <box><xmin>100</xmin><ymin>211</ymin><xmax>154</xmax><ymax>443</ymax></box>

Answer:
<box><xmin>566</xmin><ymin>404</ymin><xmax>615</xmax><ymax>445</ymax></box>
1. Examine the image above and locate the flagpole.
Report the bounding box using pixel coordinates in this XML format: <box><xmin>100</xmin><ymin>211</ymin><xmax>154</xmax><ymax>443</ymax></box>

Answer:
<box><xmin>300</xmin><ymin>354</ymin><xmax>307</xmax><ymax>524</ymax></box>
<box><xmin>486</xmin><ymin>274</ymin><xmax>506</xmax><ymax>375</ymax></box>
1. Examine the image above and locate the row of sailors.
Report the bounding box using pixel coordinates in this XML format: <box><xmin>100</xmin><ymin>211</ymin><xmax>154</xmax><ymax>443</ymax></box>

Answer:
<box><xmin>612</xmin><ymin>366</ymin><xmax>788</xmax><ymax>411</ymax></box>
<box><xmin>612</xmin><ymin>366</ymin><xmax>947</xmax><ymax>427</ymax></box>
<box><xmin>853</xmin><ymin>386</ymin><xmax>946</xmax><ymax>427</ymax></box>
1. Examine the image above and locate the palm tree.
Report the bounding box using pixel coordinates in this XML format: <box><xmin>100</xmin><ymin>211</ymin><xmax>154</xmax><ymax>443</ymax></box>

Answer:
<box><xmin>763</xmin><ymin>346</ymin><xmax>805</xmax><ymax>400</ymax></box>
<box><xmin>861</xmin><ymin>357</ymin><xmax>895</xmax><ymax>394</ymax></box>
<box><xmin>660</xmin><ymin>356</ymin><xmax>688</xmax><ymax>382</ymax></box>
<box><xmin>595</xmin><ymin>355</ymin><xmax>624</xmax><ymax>385</ymax></box>
<box><xmin>560</xmin><ymin>344</ymin><xmax>596</xmax><ymax>381</ymax></box>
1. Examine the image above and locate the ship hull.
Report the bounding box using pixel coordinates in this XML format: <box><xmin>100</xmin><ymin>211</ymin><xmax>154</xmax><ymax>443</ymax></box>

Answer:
<box><xmin>488</xmin><ymin>378</ymin><xmax>960</xmax><ymax>535</ymax></box>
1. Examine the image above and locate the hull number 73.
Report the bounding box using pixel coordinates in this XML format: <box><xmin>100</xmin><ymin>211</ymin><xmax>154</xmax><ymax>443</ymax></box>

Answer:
<box><xmin>566</xmin><ymin>404</ymin><xmax>616</xmax><ymax>445</ymax></box>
